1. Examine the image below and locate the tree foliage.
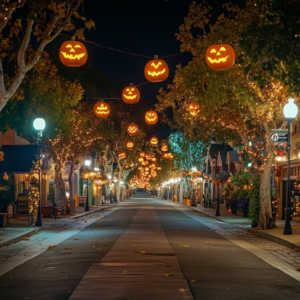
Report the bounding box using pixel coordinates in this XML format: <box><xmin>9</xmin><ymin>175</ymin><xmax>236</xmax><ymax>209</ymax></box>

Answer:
<box><xmin>0</xmin><ymin>0</ymin><xmax>94</xmax><ymax>112</ymax></box>
<box><xmin>156</xmin><ymin>1</ymin><xmax>295</xmax><ymax>229</ymax></box>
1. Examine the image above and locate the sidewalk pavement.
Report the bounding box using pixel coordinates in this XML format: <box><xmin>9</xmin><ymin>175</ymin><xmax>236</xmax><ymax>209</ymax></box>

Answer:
<box><xmin>0</xmin><ymin>204</ymin><xmax>114</xmax><ymax>248</ymax></box>
<box><xmin>163</xmin><ymin>198</ymin><xmax>300</xmax><ymax>252</ymax></box>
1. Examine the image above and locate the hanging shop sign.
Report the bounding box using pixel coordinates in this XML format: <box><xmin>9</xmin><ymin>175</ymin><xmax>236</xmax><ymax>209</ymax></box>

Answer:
<box><xmin>270</xmin><ymin>130</ymin><xmax>288</xmax><ymax>143</ymax></box>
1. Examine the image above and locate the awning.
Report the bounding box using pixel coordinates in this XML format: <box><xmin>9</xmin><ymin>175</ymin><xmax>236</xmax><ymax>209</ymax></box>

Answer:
<box><xmin>0</xmin><ymin>145</ymin><xmax>38</xmax><ymax>173</ymax></box>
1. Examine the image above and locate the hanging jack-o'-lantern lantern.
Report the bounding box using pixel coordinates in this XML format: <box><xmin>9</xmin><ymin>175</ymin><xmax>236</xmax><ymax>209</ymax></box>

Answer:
<box><xmin>140</xmin><ymin>152</ymin><xmax>146</xmax><ymax>157</ymax></box>
<box><xmin>205</xmin><ymin>44</ymin><xmax>235</xmax><ymax>71</ymax></box>
<box><xmin>157</xmin><ymin>167</ymin><xmax>162</xmax><ymax>171</ymax></box>
<box><xmin>130</xmin><ymin>163</ymin><xmax>134</xmax><ymax>167</ymax></box>
<box><xmin>122</xmin><ymin>84</ymin><xmax>140</xmax><ymax>104</ymax></box>
<box><xmin>125</xmin><ymin>165</ymin><xmax>129</xmax><ymax>169</ymax></box>
<box><xmin>145</xmin><ymin>154</ymin><xmax>151</xmax><ymax>160</ymax></box>
<box><xmin>93</xmin><ymin>102</ymin><xmax>111</xmax><ymax>118</ymax></box>
<box><xmin>145</xmin><ymin>111</ymin><xmax>158</xmax><ymax>125</ymax></box>
<box><xmin>163</xmin><ymin>153</ymin><xmax>170</xmax><ymax>159</ymax></box>
<box><xmin>150</xmin><ymin>137</ymin><xmax>159</xmax><ymax>145</ymax></box>
<box><xmin>144</xmin><ymin>55</ymin><xmax>169</xmax><ymax>82</ymax></box>
<box><xmin>60</xmin><ymin>40</ymin><xmax>88</xmax><ymax>67</ymax></box>
<box><xmin>151</xmin><ymin>157</ymin><xmax>157</xmax><ymax>162</ymax></box>
<box><xmin>161</xmin><ymin>145</ymin><xmax>168</xmax><ymax>152</ymax></box>
<box><xmin>126</xmin><ymin>141</ymin><xmax>134</xmax><ymax>150</ymax></box>
<box><xmin>127</xmin><ymin>124</ymin><xmax>139</xmax><ymax>136</ymax></box>
<box><xmin>138</xmin><ymin>157</ymin><xmax>144</xmax><ymax>163</ymax></box>
<box><xmin>118</xmin><ymin>153</ymin><xmax>126</xmax><ymax>159</ymax></box>
<box><xmin>187</xmin><ymin>103</ymin><xmax>201</xmax><ymax>117</ymax></box>
<box><xmin>138</xmin><ymin>166</ymin><xmax>143</xmax><ymax>170</ymax></box>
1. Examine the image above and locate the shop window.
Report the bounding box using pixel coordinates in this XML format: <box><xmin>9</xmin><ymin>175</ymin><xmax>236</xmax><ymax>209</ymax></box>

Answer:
<box><xmin>282</xmin><ymin>168</ymin><xmax>287</xmax><ymax>178</ymax></box>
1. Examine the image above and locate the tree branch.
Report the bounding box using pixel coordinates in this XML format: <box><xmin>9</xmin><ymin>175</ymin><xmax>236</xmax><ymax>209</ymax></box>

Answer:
<box><xmin>0</xmin><ymin>55</ymin><xmax>5</xmax><ymax>97</ymax></box>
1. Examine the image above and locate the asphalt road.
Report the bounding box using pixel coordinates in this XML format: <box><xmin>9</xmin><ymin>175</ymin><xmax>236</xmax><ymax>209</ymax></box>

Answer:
<box><xmin>0</xmin><ymin>193</ymin><xmax>300</xmax><ymax>300</ymax></box>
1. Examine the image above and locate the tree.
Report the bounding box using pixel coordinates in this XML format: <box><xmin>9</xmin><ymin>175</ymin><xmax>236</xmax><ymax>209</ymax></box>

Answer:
<box><xmin>169</xmin><ymin>131</ymin><xmax>206</xmax><ymax>172</ymax></box>
<box><xmin>157</xmin><ymin>2</ymin><xmax>292</xmax><ymax>229</ymax></box>
<box><xmin>0</xmin><ymin>0</ymin><xmax>94</xmax><ymax>112</ymax></box>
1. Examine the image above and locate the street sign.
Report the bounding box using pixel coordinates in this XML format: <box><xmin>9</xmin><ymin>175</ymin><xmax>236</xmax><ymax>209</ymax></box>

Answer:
<box><xmin>270</xmin><ymin>131</ymin><xmax>288</xmax><ymax>143</ymax></box>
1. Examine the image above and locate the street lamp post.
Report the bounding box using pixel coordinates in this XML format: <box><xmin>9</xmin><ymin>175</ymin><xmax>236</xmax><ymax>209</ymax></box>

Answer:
<box><xmin>33</xmin><ymin>118</ymin><xmax>46</xmax><ymax>227</ymax></box>
<box><xmin>84</xmin><ymin>159</ymin><xmax>91</xmax><ymax>212</ymax></box>
<box><xmin>283</xmin><ymin>98</ymin><xmax>298</xmax><ymax>235</ymax></box>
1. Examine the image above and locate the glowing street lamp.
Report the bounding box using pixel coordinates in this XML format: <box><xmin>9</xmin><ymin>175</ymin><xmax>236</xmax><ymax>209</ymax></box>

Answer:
<box><xmin>83</xmin><ymin>159</ymin><xmax>91</xmax><ymax>212</ymax></box>
<box><xmin>283</xmin><ymin>98</ymin><xmax>298</xmax><ymax>235</ymax></box>
<box><xmin>33</xmin><ymin>118</ymin><xmax>45</xmax><ymax>227</ymax></box>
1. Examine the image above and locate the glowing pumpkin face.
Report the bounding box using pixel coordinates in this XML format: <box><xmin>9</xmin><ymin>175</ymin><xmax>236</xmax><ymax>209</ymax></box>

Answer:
<box><xmin>150</xmin><ymin>137</ymin><xmax>159</xmax><ymax>145</ymax></box>
<box><xmin>145</xmin><ymin>111</ymin><xmax>158</xmax><ymax>125</ymax></box>
<box><xmin>122</xmin><ymin>84</ymin><xmax>140</xmax><ymax>104</ymax></box>
<box><xmin>205</xmin><ymin>44</ymin><xmax>235</xmax><ymax>71</ymax></box>
<box><xmin>144</xmin><ymin>56</ymin><xmax>169</xmax><ymax>82</ymax></box>
<box><xmin>140</xmin><ymin>152</ymin><xmax>146</xmax><ymax>157</ymax></box>
<box><xmin>145</xmin><ymin>154</ymin><xmax>151</xmax><ymax>160</ymax></box>
<box><xmin>60</xmin><ymin>41</ymin><xmax>88</xmax><ymax>67</ymax></box>
<box><xmin>138</xmin><ymin>157</ymin><xmax>144</xmax><ymax>163</ymax></box>
<box><xmin>161</xmin><ymin>145</ymin><xmax>168</xmax><ymax>152</ymax></box>
<box><xmin>157</xmin><ymin>167</ymin><xmax>162</xmax><ymax>171</ymax></box>
<box><xmin>142</xmin><ymin>161</ymin><xmax>147</xmax><ymax>166</ymax></box>
<box><xmin>187</xmin><ymin>103</ymin><xmax>200</xmax><ymax>116</ymax></box>
<box><xmin>126</xmin><ymin>141</ymin><xmax>134</xmax><ymax>150</ymax></box>
<box><xmin>151</xmin><ymin>157</ymin><xmax>157</xmax><ymax>162</ymax></box>
<box><xmin>127</xmin><ymin>124</ymin><xmax>139</xmax><ymax>136</ymax></box>
<box><xmin>118</xmin><ymin>152</ymin><xmax>126</xmax><ymax>159</ymax></box>
<box><xmin>93</xmin><ymin>102</ymin><xmax>111</xmax><ymax>118</ymax></box>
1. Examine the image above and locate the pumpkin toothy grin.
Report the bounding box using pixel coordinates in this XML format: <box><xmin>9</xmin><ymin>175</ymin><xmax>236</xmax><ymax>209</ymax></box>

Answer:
<box><xmin>61</xmin><ymin>52</ymin><xmax>86</xmax><ymax>60</ymax></box>
<box><xmin>123</xmin><ymin>94</ymin><xmax>137</xmax><ymax>100</ymax></box>
<box><xmin>207</xmin><ymin>55</ymin><xmax>229</xmax><ymax>64</ymax></box>
<box><xmin>147</xmin><ymin>69</ymin><xmax>166</xmax><ymax>77</ymax></box>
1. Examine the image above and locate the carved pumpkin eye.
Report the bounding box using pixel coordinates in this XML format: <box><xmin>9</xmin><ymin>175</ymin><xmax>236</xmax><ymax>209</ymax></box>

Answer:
<box><xmin>220</xmin><ymin>47</ymin><xmax>226</xmax><ymax>51</ymax></box>
<box><xmin>66</xmin><ymin>45</ymin><xmax>73</xmax><ymax>48</ymax></box>
<box><xmin>75</xmin><ymin>45</ymin><xmax>81</xmax><ymax>48</ymax></box>
<box><xmin>210</xmin><ymin>49</ymin><xmax>216</xmax><ymax>53</ymax></box>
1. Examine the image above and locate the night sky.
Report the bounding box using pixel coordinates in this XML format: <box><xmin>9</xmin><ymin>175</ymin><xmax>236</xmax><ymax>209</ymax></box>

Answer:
<box><xmin>47</xmin><ymin>0</ymin><xmax>243</xmax><ymax>138</ymax></box>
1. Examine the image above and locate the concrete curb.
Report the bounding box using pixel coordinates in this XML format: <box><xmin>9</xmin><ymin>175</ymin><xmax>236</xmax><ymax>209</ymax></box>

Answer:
<box><xmin>257</xmin><ymin>231</ymin><xmax>300</xmax><ymax>252</ymax></box>
<box><xmin>0</xmin><ymin>229</ymin><xmax>38</xmax><ymax>248</ymax></box>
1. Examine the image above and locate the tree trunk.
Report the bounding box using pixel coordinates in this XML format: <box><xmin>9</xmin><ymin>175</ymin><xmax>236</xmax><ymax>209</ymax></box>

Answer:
<box><xmin>68</xmin><ymin>162</ymin><xmax>74</xmax><ymax>214</ymax></box>
<box><xmin>54</xmin><ymin>158</ymin><xmax>67</xmax><ymax>213</ymax></box>
<box><xmin>258</xmin><ymin>155</ymin><xmax>276</xmax><ymax>229</ymax></box>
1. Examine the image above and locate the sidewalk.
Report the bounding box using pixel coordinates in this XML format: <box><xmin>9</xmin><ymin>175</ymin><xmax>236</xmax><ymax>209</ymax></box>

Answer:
<box><xmin>0</xmin><ymin>204</ymin><xmax>114</xmax><ymax>248</ymax></box>
<box><xmin>164</xmin><ymin>198</ymin><xmax>300</xmax><ymax>252</ymax></box>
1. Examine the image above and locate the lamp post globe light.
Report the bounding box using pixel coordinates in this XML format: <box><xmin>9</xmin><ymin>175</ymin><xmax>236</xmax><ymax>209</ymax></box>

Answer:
<box><xmin>84</xmin><ymin>159</ymin><xmax>91</xmax><ymax>212</ymax></box>
<box><xmin>283</xmin><ymin>98</ymin><xmax>298</xmax><ymax>235</ymax></box>
<box><xmin>33</xmin><ymin>118</ymin><xmax>45</xmax><ymax>227</ymax></box>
